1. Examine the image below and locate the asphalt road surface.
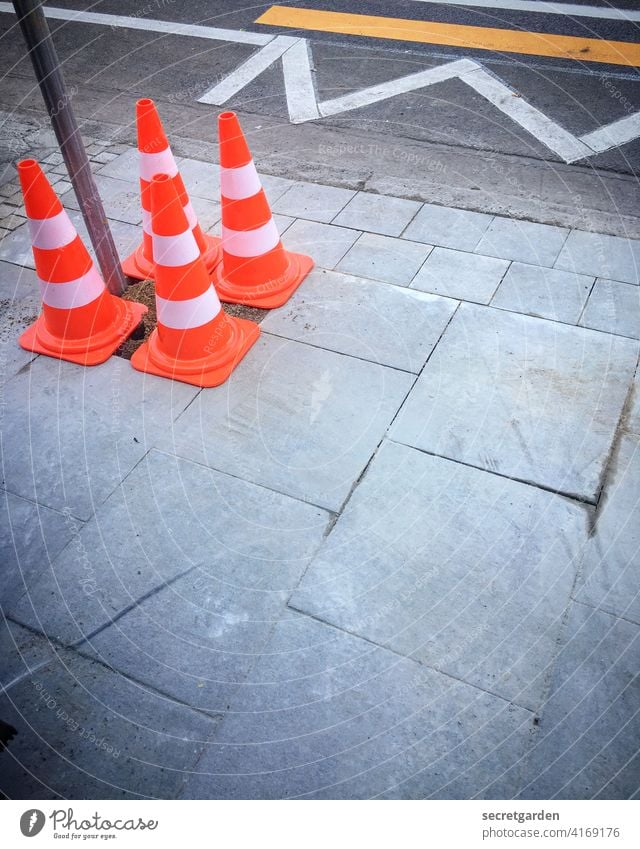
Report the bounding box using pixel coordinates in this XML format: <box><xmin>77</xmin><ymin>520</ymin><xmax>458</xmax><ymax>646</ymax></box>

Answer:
<box><xmin>0</xmin><ymin>1</ymin><xmax>639</xmax><ymax>228</ymax></box>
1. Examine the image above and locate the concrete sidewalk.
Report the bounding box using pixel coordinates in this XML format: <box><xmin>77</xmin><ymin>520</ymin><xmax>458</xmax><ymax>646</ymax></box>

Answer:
<box><xmin>0</xmin><ymin>144</ymin><xmax>639</xmax><ymax>799</ymax></box>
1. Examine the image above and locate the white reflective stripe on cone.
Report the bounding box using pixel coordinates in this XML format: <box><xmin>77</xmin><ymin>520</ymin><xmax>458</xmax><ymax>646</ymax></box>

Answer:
<box><xmin>39</xmin><ymin>264</ymin><xmax>105</xmax><ymax>309</ymax></box>
<box><xmin>156</xmin><ymin>284</ymin><xmax>221</xmax><ymax>330</ymax></box>
<box><xmin>183</xmin><ymin>201</ymin><xmax>198</xmax><ymax>229</ymax></box>
<box><xmin>222</xmin><ymin>219</ymin><xmax>279</xmax><ymax>258</ymax></box>
<box><xmin>29</xmin><ymin>209</ymin><xmax>77</xmax><ymax>250</ymax></box>
<box><xmin>152</xmin><ymin>229</ymin><xmax>200</xmax><ymax>266</ymax></box>
<box><xmin>220</xmin><ymin>160</ymin><xmax>261</xmax><ymax>200</ymax></box>
<box><xmin>142</xmin><ymin>208</ymin><xmax>153</xmax><ymax>236</ymax></box>
<box><xmin>139</xmin><ymin>147</ymin><xmax>179</xmax><ymax>181</ymax></box>
<box><xmin>144</xmin><ymin>204</ymin><xmax>195</xmax><ymax>237</ymax></box>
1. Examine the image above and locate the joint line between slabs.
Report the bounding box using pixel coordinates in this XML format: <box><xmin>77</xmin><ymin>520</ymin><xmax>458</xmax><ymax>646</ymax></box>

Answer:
<box><xmin>385</xmin><ymin>438</ymin><xmax>599</xmax><ymax>507</ymax></box>
<box><xmin>284</xmin><ymin>601</ymin><xmax>536</xmax><ymax>713</ymax></box>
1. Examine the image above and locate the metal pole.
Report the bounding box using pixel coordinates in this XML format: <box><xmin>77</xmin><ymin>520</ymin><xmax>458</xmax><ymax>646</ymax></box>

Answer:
<box><xmin>12</xmin><ymin>0</ymin><xmax>127</xmax><ymax>296</ymax></box>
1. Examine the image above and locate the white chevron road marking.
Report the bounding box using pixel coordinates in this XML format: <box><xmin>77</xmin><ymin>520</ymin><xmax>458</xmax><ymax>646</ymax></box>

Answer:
<box><xmin>1</xmin><ymin>4</ymin><xmax>638</xmax><ymax>165</ymax></box>
<box><xmin>319</xmin><ymin>58</ymin><xmax>481</xmax><ymax>117</ymax></box>
<box><xmin>197</xmin><ymin>33</ymin><xmax>638</xmax><ymax>163</ymax></box>
<box><xmin>580</xmin><ymin>112</ymin><xmax>640</xmax><ymax>153</ymax></box>
<box><xmin>460</xmin><ymin>67</ymin><xmax>594</xmax><ymax>162</ymax></box>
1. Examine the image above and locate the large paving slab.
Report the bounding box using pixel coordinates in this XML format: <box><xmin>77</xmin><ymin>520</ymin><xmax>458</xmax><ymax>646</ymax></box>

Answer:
<box><xmin>475</xmin><ymin>218</ymin><xmax>569</xmax><ymax>268</ymax></box>
<box><xmin>389</xmin><ymin>303</ymin><xmax>638</xmax><ymax>502</ymax></box>
<box><xmin>0</xmin><ymin>648</ymin><xmax>217</xmax><ymax>799</ymax></box>
<box><xmin>0</xmin><ymin>213</ymin><xmax>141</xmax><ymax>271</ymax></box>
<box><xmin>579</xmin><ymin>278</ymin><xmax>640</xmax><ymax>339</ymax></box>
<box><xmin>518</xmin><ymin>603</ymin><xmax>640</xmax><ymax>799</ymax></box>
<box><xmin>0</xmin><ymin>259</ymin><xmax>39</xmax><ymax>301</ymax></box>
<box><xmin>158</xmin><ymin>335</ymin><xmax>414</xmax><ymax>512</ymax></box>
<box><xmin>178</xmin><ymin>156</ymin><xmax>293</xmax><ymax>206</ymax></box>
<box><xmin>168</xmin><ymin>156</ymin><xmax>215</xmax><ymax>199</ymax></box>
<box><xmin>402</xmin><ymin>202</ymin><xmax>492</xmax><ymax>251</ymax></box>
<box><xmin>333</xmin><ymin>192</ymin><xmax>421</xmax><ymax>237</ymax></box>
<box><xmin>186</xmin><ymin>194</ymin><xmax>221</xmax><ymax>235</ymax></box>
<box><xmin>96</xmin><ymin>146</ymin><xmax>145</xmax><ymax>181</ymax></box>
<box><xmin>0</xmin><ymin>263</ymin><xmax>42</xmax><ymax>383</ymax></box>
<box><xmin>336</xmin><ymin>232</ymin><xmax>432</xmax><ymax>287</ymax></box>
<box><xmin>0</xmin><ymin>294</ymin><xmax>40</xmax><ymax>385</ymax></box>
<box><xmin>181</xmin><ymin>612</ymin><xmax>532</xmax><ymax>800</ymax></box>
<box><xmin>0</xmin><ymin>356</ymin><xmax>197</xmax><ymax>520</ymax></box>
<box><xmin>574</xmin><ymin>434</ymin><xmax>640</xmax><ymax>625</ymax></box>
<box><xmin>555</xmin><ymin>230</ymin><xmax>640</xmax><ymax>286</ymax></box>
<box><xmin>0</xmin><ymin>489</ymin><xmax>82</xmax><ymax>611</ymax></box>
<box><xmin>290</xmin><ymin>441</ymin><xmax>589</xmax><ymax>710</ymax></box>
<box><xmin>61</xmin><ymin>174</ymin><xmax>142</xmax><ymax>225</ymax></box>
<box><xmin>272</xmin><ymin>182</ymin><xmax>355</xmax><ymax>223</ymax></box>
<box><xmin>78</xmin><ymin>476</ymin><xmax>331</xmax><ymax>712</ymax></box>
<box><xmin>281</xmin><ymin>219</ymin><xmax>360</xmax><ymax>269</ymax></box>
<box><xmin>492</xmin><ymin>262</ymin><xmax>593</xmax><ymax>324</ymax></box>
<box><xmin>411</xmin><ymin>247</ymin><xmax>508</xmax><ymax>304</ymax></box>
<box><xmin>7</xmin><ymin>449</ymin><xmax>329</xmax><ymax>648</ymax></box>
<box><xmin>261</xmin><ymin>269</ymin><xmax>457</xmax><ymax>373</ymax></box>
<box><xmin>0</xmin><ymin>618</ymin><xmax>58</xmax><ymax>690</ymax></box>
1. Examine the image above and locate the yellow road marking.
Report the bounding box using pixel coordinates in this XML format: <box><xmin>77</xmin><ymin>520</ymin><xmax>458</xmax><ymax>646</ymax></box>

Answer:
<box><xmin>256</xmin><ymin>5</ymin><xmax>640</xmax><ymax>67</ymax></box>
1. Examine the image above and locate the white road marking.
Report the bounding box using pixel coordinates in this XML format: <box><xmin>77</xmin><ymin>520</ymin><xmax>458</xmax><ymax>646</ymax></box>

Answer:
<box><xmin>461</xmin><ymin>67</ymin><xmax>594</xmax><ymax>162</ymax></box>
<box><xmin>320</xmin><ymin>58</ymin><xmax>480</xmax><ymax>117</ymax></box>
<box><xmin>580</xmin><ymin>111</ymin><xmax>640</xmax><ymax>153</ymax></box>
<box><xmin>197</xmin><ymin>36</ymin><xmax>297</xmax><ymax>104</ymax></box>
<box><xmin>2</xmin><ymin>4</ymin><xmax>639</xmax><ymax>162</ymax></box>
<box><xmin>404</xmin><ymin>0</ymin><xmax>640</xmax><ymax>22</ymax></box>
<box><xmin>281</xmin><ymin>40</ymin><xmax>321</xmax><ymax>123</ymax></box>
<box><xmin>0</xmin><ymin>2</ymin><xmax>273</xmax><ymax>45</ymax></box>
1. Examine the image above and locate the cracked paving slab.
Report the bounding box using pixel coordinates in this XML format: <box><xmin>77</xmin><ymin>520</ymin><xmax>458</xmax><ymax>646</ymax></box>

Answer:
<box><xmin>290</xmin><ymin>440</ymin><xmax>590</xmax><ymax>711</ymax></box>
<box><xmin>181</xmin><ymin>610</ymin><xmax>534</xmax><ymax>800</ymax></box>
<box><xmin>7</xmin><ymin>449</ymin><xmax>331</xmax><ymax>648</ymax></box>
<box><xmin>389</xmin><ymin>303</ymin><xmax>638</xmax><ymax>502</ymax></box>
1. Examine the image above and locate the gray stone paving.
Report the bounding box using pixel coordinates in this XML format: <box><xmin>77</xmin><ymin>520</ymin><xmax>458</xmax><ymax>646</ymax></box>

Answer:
<box><xmin>580</xmin><ymin>278</ymin><xmax>640</xmax><ymax>340</ymax></box>
<box><xmin>333</xmin><ymin>192</ymin><xmax>421</xmax><ymax>237</ymax></box>
<box><xmin>0</xmin><ymin>647</ymin><xmax>218</xmax><ymax>799</ymax></box>
<box><xmin>518</xmin><ymin>602</ymin><xmax>640</xmax><ymax>799</ymax></box>
<box><xmin>0</xmin><ymin>292</ymin><xmax>40</xmax><ymax>385</ymax></box>
<box><xmin>181</xmin><ymin>611</ymin><xmax>532</xmax><ymax>800</ymax></box>
<box><xmin>574</xmin><ymin>434</ymin><xmax>640</xmax><ymax>624</ymax></box>
<box><xmin>492</xmin><ymin>263</ymin><xmax>594</xmax><ymax>325</ymax></box>
<box><xmin>555</xmin><ymin>230</ymin><xmax>640</xmax><ymax>285</ymax></box>
<box><xmin>1</xmin><ymin>213</ymin><xmax>140</xmax><ymax>271</ymax></box>
<box><xmin>390</xmin><ymin>304</ymin><xmax>637</xmax><ymax>502</ymax></box>
<box><xmin>261</xmin><ymin>269</ymin><xmax>456</xmax><ymax>373</ymax></box>
<box><xmin>156</xmin><ymin>334</ymin><xmax>414</xmax><ymax>512</ymax></box>
<box><xmin>278</xmin><ymin>218</ymin><xmax>360</xmax><ymax>269</ymax></box>
<box><xmin>290</xmin><ymin>440</ymin><xmax>589</xmax><ymax>711</ymax></box>
<box><xmin>402</xmin><ymin>202</ymin><xmax>492</xmax><ymax>251</ymax></box>
<box><xmin>336</xmin><ymin>232</ymin><xmax>432</xmax><ymax>286</ymax></box>
<box><xmin>1</xmin><ymin>144</ymin><xmax>639</xmax><ymax>799</ymax></box>
<box><xmin>475</xmin><ymin>218</ymin><xmax>569</xmax><ymax>268</ymax></box>
<box><xmin>61</xmin><ymin>174</ymin><xmax>142</xmax><ymax>226</ymax></box>
<box><xmin>0</xmin><ymin>619</ymin><xmax>58</xmax><ymax>690</ymax></box>
<box><xmin>273</xmin><ymin>182</ymin><xmax>355</xmax><ymax>223</ymax></box>
<box><xmin>411</xmin><ymin>247</ymin><xmax>508</xmax><ymax>304</ymax></box>
<box><xmin>1</xmin><ymin>490</ymin><xmax>80</xmax><ymax>611</ymax></box>
<box><xmin>178</xmin><ymin>157</ymin><xmax>294</xmax><ymax>206</ymax></box>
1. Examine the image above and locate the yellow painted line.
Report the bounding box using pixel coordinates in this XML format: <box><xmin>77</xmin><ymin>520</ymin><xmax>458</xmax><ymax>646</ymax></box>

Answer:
<box><xmin>255</xmin><ymin>5</ymin><xmax>640</xmax><ymax>67</ymax></box>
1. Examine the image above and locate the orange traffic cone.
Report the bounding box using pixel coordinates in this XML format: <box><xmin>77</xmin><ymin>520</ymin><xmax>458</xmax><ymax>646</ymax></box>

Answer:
<box><xmin>130</xmin><ymin>173</ymin><xmax>259</xmax><ymax>387</ymax></box>
<box><xmin>122</xmin><ymin>98</ymin><xmax>220</xmax><ymax>281</ymax></box>
<box><xmin>213</xmin><ymin>111</ymin><xmax>313</xmax><ymax>308</ymax></box>
<box><xmin>17</xmin><ymin>159</ymin><xmax>147</xmax><ymax>366</ymax></box>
